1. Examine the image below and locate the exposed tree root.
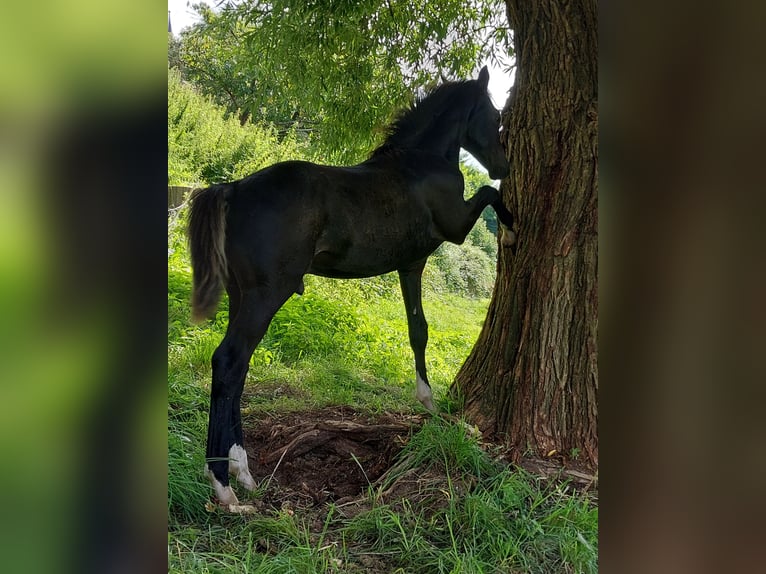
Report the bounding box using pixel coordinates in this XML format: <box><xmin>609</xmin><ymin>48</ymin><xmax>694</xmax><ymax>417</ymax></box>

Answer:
<box><xmin>262</xmin><ymin>419</ymin><xmax>421</xmax><ymax>465</ymax></box>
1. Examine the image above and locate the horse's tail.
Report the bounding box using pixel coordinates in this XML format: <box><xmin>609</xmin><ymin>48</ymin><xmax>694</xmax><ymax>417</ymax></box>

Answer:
<box><xmin>187</xmin><ymin>184</ymin><xmax>229</xmax><ymax>324</ymax></box>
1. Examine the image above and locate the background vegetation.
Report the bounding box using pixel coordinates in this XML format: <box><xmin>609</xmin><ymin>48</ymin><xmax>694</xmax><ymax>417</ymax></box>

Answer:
<box><xmin>169</xmin><ymin>0</ymin><xmax>511</xmax><ymax>162</ymax></box>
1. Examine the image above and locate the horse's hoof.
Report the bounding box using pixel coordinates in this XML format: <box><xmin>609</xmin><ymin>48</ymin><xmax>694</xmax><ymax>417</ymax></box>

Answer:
<box><xmin>228</xmin><ymin>444</ymin><xmax>258</xmax><ymax>491</ymax></box>
<box><xmin>500</xmin><ymin>225</ymin><xmax>516</xmax><ymax>247</ymax></box>
<box><xmin>422</xmin><ymin>398</ymin><xmax>437</xmax><ymax>413</ymax></box>
<box><xmin>205</xmin><ymin>464</ymin><xmax>240</xmax><ymax>505</ymax></box>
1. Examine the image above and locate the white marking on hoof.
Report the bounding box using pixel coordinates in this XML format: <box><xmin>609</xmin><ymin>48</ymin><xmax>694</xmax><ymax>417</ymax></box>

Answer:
<box><xmin>226</xmin><ymin>503</ymin><xmax>258</xmax><ymax>514</ymax></box>
<box><xmin>228</xmin><ymin>444</ymin><xmax>257</xmax><ymax>491</ymax></box>
<box><xmin>205</xmin><ymin>463</ymin><xmax>240</xmax><ymax>505</ymax></box>
<box><xmin>416</xmin><ymin>373</ymin><xmax>437</xmax><ymax>412</ymax></box>
<box><xmin>500</xmin><ymin>224</ymin><xmax>516</xmax><ymax>247</ymax></box>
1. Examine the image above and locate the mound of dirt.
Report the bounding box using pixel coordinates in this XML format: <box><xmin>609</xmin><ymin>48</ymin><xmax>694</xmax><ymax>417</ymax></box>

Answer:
<box><xmin>243</xmin><ymin>406</ymin><xmax>425</xmax><ymax>507</ymax></box>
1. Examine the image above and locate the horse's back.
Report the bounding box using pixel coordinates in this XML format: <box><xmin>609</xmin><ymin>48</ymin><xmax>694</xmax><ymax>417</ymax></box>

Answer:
<box><xmin>232</xmin><ymin>160</ymin><xmax>319</xmax><ymax>203</ymax></box>
<box><xmin>231</xmin><ymin>153</ymin><xmax>460</xmax><ymax>201</ymax></box>
<box><xmin>221</xmin><ymin>154</ymin><xmax>462</xmax><ymax>281</ymax></box>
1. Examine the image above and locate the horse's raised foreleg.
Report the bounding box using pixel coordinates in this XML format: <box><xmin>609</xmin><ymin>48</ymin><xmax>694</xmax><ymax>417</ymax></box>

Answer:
<box><xmin>398</xmin><ymin>261</ymin><xmax>436</xmax><ymax>412</ymax></box>
<box><xmin>490</xmin><ymin>193</ymin><xmax>516</xmax><ymax>248</ymax></box>
<box><xmin>436</xmin><ymin>185</ymin><xmax>514</xmax><ymax>247</ymax></box>
<box><xmin>471</xmin><ymin>185</ymin><xmax>516</xmax><ymax>248</ymax></box>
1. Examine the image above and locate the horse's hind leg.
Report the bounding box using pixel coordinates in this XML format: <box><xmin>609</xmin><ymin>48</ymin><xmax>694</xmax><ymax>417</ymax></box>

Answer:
<box><xmin>398</xmin><ymin>261</ymin><xmax>436</xmax><ymax>412</ymax></box>
<box><xmin>205</xmin><ymin>327</ymin><xmax>252</xmax><ymax>505</ymax></box>
<box><xmin>219</xmin><ymin>278</ymin><xmax>257</xmax><ymax>491</ymax></box>
<box><xmin>205</xmin><ymin>285</ymin><xmax>295</xmax><ymax>505</ymax></box>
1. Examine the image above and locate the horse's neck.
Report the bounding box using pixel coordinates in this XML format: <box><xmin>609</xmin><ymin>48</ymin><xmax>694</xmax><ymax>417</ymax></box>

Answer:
<box><xmin>413</xmin><ymin>109</ymin><xmax>466</xmax><ymax>165</ymax></box>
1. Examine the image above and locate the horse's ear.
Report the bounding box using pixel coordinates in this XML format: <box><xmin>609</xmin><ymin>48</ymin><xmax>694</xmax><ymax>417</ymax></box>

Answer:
<box><xmin>478</xmin><ymin>66</ymin><xmax>489</xmax><ymax>90</ymax></box>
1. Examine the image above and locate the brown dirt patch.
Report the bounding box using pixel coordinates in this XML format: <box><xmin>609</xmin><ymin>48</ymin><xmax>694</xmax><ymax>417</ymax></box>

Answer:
<box><xmin>239</xmin><ymin>406</ymin><xmax>597</xmax><ymax>511</ymax></box>
<box><xmin>242</xmin><ymin>406</ymin><xmax>426</xmax><ymax>508</ymax></box>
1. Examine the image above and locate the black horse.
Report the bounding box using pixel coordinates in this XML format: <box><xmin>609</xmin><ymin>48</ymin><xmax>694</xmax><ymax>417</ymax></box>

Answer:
<box><xmin>188</xmin><ymin>66</ymin><xmax>515</xmax><ymax>506</ymax></box>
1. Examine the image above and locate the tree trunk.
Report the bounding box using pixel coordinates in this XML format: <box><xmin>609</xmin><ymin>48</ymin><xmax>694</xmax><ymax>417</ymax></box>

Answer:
<box><xmin>452</xmin><ymin>0</ymin><xmax>598</xmax><ymax>466</ymax></box>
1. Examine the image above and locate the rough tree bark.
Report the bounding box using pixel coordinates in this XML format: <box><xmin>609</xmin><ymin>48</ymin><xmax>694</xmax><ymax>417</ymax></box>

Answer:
<box><xmin>453</xmin><ymin>0</ymin><xmax>598</xmax><ymax>466</ymax></box>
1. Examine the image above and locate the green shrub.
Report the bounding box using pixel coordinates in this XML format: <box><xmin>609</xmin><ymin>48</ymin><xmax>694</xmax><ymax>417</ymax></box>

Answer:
<box><xmin>429</xmin><ymin>241</ymin><xmax>496</xmax><ymax>298</ymax></box>
<box><xmin>168</xmin><ymin>68</ymin><xmax>311</xmax><ymax>187</ymax></box>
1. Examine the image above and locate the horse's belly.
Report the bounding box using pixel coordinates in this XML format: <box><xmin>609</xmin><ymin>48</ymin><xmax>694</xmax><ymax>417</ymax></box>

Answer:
<box><xmin>307</xmin><ymin>251</ymin><xmax>402</xmax><ymax>279</ymax></box>
<box><xmin>308</xmin><ymin>239</ymin><xmax>438</xmax><ymax>279</ymax></box>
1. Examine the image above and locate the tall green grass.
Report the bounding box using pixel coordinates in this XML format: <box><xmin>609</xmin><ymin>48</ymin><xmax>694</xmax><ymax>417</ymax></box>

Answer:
<box><xmin>341</xmin><ymin>417</ymin><xmax>597</xmax><ymax>573</ymax></box>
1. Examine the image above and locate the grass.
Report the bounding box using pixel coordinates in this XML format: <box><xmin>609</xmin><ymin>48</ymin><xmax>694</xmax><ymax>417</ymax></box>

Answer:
<box><xmin>168</xmin><ymin>242</ymin><xmax>597</xmax><ymax>573</ymax></box>
<box><xmin>341</xmin><ymin>419</ymin><xmax>597</xmax><ymax>573</ymax></box>
<box><xmin>168</xmin><ymin>414</ymin><xmax>598</xmax><ymax>573</ymax></box>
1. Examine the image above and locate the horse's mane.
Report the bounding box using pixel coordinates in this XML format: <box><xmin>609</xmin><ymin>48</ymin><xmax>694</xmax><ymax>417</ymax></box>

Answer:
<box><xmin>370</xmin><ymin>79</ymin><xmax>476</xmax><ymax>157</ymax></box>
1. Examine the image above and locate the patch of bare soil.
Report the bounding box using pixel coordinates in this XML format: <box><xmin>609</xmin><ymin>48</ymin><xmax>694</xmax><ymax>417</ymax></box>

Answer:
<box><xmin>240</xmin><ymin>406</ymin><xmax>597</xmax><ymax>511</ymax></box>
<box><xmin>242</xmin><ymin>406</ymin><xmax>426</xmax><ymax>508</ymax></box>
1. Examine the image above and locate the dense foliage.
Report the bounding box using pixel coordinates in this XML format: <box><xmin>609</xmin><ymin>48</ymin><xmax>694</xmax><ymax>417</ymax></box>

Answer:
<box><xmin>173</xmin><ymin>0</ymin><xmax>511</xmax><ymax>162</ymax></box>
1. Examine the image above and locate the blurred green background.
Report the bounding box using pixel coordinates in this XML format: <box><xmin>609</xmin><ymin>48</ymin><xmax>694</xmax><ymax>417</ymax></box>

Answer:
<box><xmin>0</xmin><ymin>2</ymin><xmax>167</xmax><ymax>573</ymax></box>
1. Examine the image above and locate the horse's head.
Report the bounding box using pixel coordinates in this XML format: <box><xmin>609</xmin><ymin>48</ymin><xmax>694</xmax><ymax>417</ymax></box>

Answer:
<box><xmin>463</xmin><ymin>66</ymin><xmax>510</xmax><ymax>180</ymax></box>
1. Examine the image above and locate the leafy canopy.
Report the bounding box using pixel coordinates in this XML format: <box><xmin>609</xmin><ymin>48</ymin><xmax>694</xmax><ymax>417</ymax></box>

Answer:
<box><xmin>175</xmin><ymin>0</ymin><xmax>511</xmax><ymax>162</ymax></box>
